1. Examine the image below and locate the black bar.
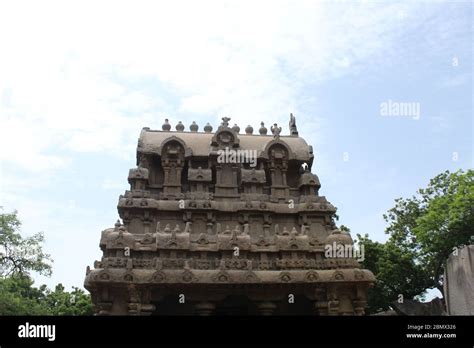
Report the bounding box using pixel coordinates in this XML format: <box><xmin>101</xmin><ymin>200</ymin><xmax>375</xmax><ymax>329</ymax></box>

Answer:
<box><xmin>0</xmin><ymin>315</ymin><xmax>472</xmax><ymax>346</ymax></box>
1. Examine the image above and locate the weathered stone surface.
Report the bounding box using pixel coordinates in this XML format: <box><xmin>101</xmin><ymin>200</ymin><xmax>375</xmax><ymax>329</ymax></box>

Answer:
<box><xmin>84</xmin><ymin>115</ymin><xmax>374</xmax><ymax>315</ymax></box>
<box><xmin>444</xmin><ymin>245</ymin><xmax>474</xmax><ymax>315</ymax></box>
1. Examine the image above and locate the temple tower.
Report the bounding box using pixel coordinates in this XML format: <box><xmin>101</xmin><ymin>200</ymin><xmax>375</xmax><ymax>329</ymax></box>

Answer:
<box><xmin>84</xmin><ymin>114</ymin><xmax>374</xmax><ymax>315</ymax></box>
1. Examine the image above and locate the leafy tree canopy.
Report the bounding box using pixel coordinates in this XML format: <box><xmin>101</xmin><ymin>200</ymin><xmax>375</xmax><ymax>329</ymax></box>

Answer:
<box><xmin>0</xmin><ymin>209</ymin><xmax>92</xmax><ymax>315</ymax></box>
<box><xmin>357</xmin><ymin>169</ymin><xmax>473</xmax><ymax>313</ymax></box>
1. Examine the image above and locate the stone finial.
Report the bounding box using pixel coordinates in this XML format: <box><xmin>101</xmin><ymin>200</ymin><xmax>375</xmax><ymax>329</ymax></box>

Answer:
<box><xmin>232</xmin><ymin>124</ymin><xmax>240</xmax><ymax>133</ymax></box>
<box><xmin>204</xmin><ymin>123</ymin><xmax>213</xmax><ymax>133</ymax></box>
<box><xmin>245</xmin><ymin>125</ymin><xmax>253</xmax><ymax>134</ymax></box>
<box><xmin>259</xmin><ymin>122</ymin><xmax>267</xmax><ymax>135</ymax></box>
<box><xmin>190</xmin><ymin>121</ymin><xmax>199</xmax><ymax>132</ymax></box>
<box><xmin>270</xmin><ymin>123</ymin><xmax>282</xmax><ymax>138</ymax></box>
<box><xmin>162</xmin><ymin>119</ymin><xmax>171</xmax><ymax>131</ymax></box>
<box><xmin>114</xmin><ymin>219</ymin><xmax>121</xmax><ymax>231</ymax></box>
<box><xmin>176</xmin><ymin>121</ymin><xmax>184</xmax><ymax>132</ymax></box>
<box><xmin>221</xmin><ymin>117</ymin><xmax>231</xmax><ymax>127</ymax></box>
<box><xmin>289</xmin><ymin>113</ymin><xmax>298</xmax><ymax>136</ymax></box>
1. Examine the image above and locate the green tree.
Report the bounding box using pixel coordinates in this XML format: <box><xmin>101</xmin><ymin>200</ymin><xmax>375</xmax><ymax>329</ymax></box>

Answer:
<box><xmin>358</xmin><ymin>169</ymin><xmax>473</xmax><ymax>313</ymax></box>
<box><xmin>0</xmin><ymin>275</ymin><xmax>49</xmax><ymax>315</ymax></box>
<box><xmin>383</xmin><ymin>169</ymin><xmax>473</xmax><ymax>295</ymax></box>
<box><xmin>357</xmin><ymin>235</ymin><xmax>432</xmax><ymax>313</ymax></box>
<box><xmin>0</xmin><ymin>209</ymin><xmax>92</xmax><ymax>315</ymax></box>
<box><xmin>0</xmin><ymin>210</ymin><xmax>52</xmax><ymax>277</ymax></box>
<box><xmin>43</xmin><ymin>284</ymin><xmax>93</xmax><ymax>315</ymax></box>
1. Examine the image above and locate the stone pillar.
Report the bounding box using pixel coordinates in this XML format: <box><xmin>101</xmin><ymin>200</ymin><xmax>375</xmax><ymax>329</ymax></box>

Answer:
<box><xmin>338</xmin><ymin>294</ymin><xmax>354</xmax><ymax>315</ymax></box>
<box><xmin>328</xmin><ymin>299</ymin><xmax>340</xmax><ymax>316</ymax></box>
<box><xmin>127</xmin><ymin>286</ymin><xmax>156</xmax><ymax>316</ymax></box>
<box><xmin>195</xmin><ymin>302</ymin><xmax>216</xmax><ymax>316</ymax></box>
<box><xmin>352</xmin><ymin>299</ymin><xmax>366</xmax><ymax>316</ymax></box>
<box><xmin>327</xmin><ymin>285</ymin><xmax>340</xmax><ymax>316</ymax></box>
<box><xmin>256</xmin><ymin>301</ymin><xmax>277</xmax><ymax>315</ymax></box>
<box><xmin>444</xmin><ymin>245</ymin><xmax>474</xmax><ymax>315</ymax></box>
<box><xmin>314</xmin><ymin>300</ymin><xmax>328</xmax><ymax>316</ymax></box>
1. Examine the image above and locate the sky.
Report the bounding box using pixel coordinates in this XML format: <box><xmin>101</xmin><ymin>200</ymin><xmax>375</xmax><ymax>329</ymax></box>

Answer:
<box><xmin>0</xmin><ymin>0</ymin><xmax>472</xmax><ymax>300</ymax></box>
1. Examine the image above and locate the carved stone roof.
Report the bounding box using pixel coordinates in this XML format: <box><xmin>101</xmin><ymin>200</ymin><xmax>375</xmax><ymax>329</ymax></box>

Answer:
<box><xmin>138</xmin><ymin>129</ymin><xmax>313</xmax><ymax>161</ymax></box>
<box><xmin>298</xmin><ymin>171</ymin><xmax>321</xmax><ymax>188</ymax></box>
<box><xmin>325</xmin><ymin>229</ymin><xmax>353</xmax><ymax>245</ymax></box>
<box><xmin>128</xmin><ymin>167</ymin><xmax>149</xmax><ymax>181</ymax></box>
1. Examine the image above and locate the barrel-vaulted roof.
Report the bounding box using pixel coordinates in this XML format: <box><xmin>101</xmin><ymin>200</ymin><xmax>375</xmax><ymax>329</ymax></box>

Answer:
<box><xmin>138</xmin><ymin>128</ymin><xmax>313</xmax><ymax>162</ymax></box>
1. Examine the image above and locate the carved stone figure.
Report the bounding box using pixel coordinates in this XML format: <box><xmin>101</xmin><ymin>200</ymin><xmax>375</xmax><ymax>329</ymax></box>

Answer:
<box><xmin>221</xmin><ymin>117</ymin><xmax>231</xmax><ymax>127</ymax></box>
<box><xmin>289</xmin><ymin>113</ymin><xmax>298</xmax><ymax>136</ymax></box>
<box><xmin>270</xmin><ymin>123</ymin><xmax>282</xmax><ymax>138</ymax></box>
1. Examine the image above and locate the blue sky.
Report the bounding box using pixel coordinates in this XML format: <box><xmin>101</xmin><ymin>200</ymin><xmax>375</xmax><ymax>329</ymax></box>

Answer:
<box><xmin>0</xmin><ymin>0</ymin><xmax>472</xmax><ymax>300</ymax></box>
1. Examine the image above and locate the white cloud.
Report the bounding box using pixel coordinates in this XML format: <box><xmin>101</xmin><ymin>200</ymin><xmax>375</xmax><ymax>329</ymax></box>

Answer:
<box><xmin>0</xmin><ymin>0</ymin><xmax>431</xmax><ymax>173</ymax></box>
<box><xmin>102</xmin><ymin>177</ymin><xmax>127</xmax><ymax>191</ymax></box>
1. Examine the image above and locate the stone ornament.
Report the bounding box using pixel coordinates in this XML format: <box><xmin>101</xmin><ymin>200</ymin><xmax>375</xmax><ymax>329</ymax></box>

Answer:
<box><xmin>190</xmin><ymin>121</ymin><xmax>199</xmax><ymax>132</ymax></box>
<box><xmin>204</xmin><ymin>122</ymin><xmax>213</xmax><ymax>133</ymax></box>
<box><xmin>259</xmin><ymin>122</ymin><xmax>267</xmax><ymax>135</ymax></box>
<box><xmin>176</xmin><ymin>121</ymin><xmax>184</xmax><ymax>132</ymax></box>
<box><xmin>162</xmin><ymin>118</ymin><xmax>171</xmax><ymax>131</ymax></box>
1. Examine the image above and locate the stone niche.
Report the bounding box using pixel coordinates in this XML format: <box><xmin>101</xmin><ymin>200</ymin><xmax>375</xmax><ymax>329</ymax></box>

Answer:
<box><xmin>85</xmin><ymin>116</ymin><xmax>375</xmax><ymax>315</ymax></box>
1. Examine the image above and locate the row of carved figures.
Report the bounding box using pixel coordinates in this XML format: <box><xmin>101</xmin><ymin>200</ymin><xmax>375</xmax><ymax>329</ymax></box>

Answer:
<box><xmin>154</xmin><ymin>221</ymin><xmax>309</xmax><ymax>236</ymax></box>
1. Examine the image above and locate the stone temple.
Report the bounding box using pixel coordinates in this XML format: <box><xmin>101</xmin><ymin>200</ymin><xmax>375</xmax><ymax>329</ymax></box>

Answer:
<box><xmin>84</xmin><ymin>115</ymin><xmax>375</xmax><ymax>315</ymax></box>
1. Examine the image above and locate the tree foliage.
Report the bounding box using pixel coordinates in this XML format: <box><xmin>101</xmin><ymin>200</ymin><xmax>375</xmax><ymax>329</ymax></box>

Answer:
<box><xmin>383</xmin><ymin>169</ymin><xmax>473</xmax><ymax>293</ymax></box>
<box><xmin>0</xmin><ymin>275</ymin><xmax>93</xmax><ymax>315</ymax></box>
<box><xmin>0</xmin><ymin>209</ymin><xmax>92</xmax><ymax>315</ymax></box>
<box><xmin>0</xmin><ymin>210</ymin><xmax>52</xmax><ymax>277</ymax></box>
<box><xmin>358</xmin><ymin>169</ymin><xmax>473</xmax><ymax>313</ymax></box>
<box><xmin>357</xmin><ymin>234</ymin><xmax>431</xmax><ymax>313</ymax></box>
